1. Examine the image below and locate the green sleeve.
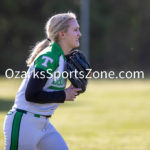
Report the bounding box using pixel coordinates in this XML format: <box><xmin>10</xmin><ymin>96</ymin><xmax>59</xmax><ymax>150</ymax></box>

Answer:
<box><xmin>34</xmin><ymin>51</ymin><xmax>59</xmax><ymax>74</ymax></box>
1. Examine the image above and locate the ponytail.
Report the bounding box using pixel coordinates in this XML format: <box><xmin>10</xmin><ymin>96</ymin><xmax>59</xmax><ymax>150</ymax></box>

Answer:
<box><xmin>26</xmin><ymin>39</ymin><xmax>50</xmax><ymax>66</ymax></box>
<box><xmin>26</xmin><ymin>12</ymin><xmax>76</xmax><ymax>66</ymax></box>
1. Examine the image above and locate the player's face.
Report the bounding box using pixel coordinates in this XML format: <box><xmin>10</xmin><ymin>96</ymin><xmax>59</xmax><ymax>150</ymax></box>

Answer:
<box><xmin>64</xmin><ymin>19</ymin><xmax>82</xmax><ymax>49</ymax></box>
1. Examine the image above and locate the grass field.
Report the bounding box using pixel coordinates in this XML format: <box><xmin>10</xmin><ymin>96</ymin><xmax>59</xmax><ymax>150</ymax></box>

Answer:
<box><xmin>0</xmin><ymin>77</ymin><xmax>150</xmax><ymax>150</ymax></box>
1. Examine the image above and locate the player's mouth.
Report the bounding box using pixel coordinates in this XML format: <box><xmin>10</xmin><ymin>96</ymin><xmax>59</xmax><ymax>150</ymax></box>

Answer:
<box><xmin>76</xmin><ymin>39</ymin><xmax>79</xmax><ymax>45</ymax></box>
<box><xmin>76</xmin><ymin>39</ymin><xmax>79</xmax><ymax>42</ymax></box>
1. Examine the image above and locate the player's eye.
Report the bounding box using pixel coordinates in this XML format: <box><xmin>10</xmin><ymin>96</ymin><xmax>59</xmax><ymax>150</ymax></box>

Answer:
<box><xmin>74</xmin><ymin>28</ymin><xmax>79</xmax><ymax>32</ymax></box>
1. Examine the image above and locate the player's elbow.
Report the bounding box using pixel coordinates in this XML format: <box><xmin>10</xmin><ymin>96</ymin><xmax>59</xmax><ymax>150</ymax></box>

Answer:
<box><xmin>25</xmin><ymin>89</ymin><xmax>36</xmax><ymax>102</ymax></box>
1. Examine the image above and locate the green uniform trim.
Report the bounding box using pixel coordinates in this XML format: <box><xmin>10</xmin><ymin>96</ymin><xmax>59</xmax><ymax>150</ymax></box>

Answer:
<box><xmin>48</xmin><ymin>86</ymin><xmax>65</xmax><ymax>90</ymax></box>
<box><xmin>34</xmin><ymin>42</ymin><xmax>66</xmax><ymax>74</ymax></box>
<box><xmin>34</xmin><ymin>48</ymin><xmax>58</xmax><ymax>73</ymax></box>
<box><xmin>33</xmin><ymin>42</ymin><xmax>66</xmax><ymax>90</ymax></box>
<box><xmin>34</xmin><ymin>114</ymin><xmax>40</xmax><ymax>118</ymax></box>
<box><xmin>10</xmin><ymin>111</ymin><xmax>23</xmax><ymax>150</ymax></box>
<box><xmin>52</xmin><ymin>42</ymin><xmax>66</xmax><ymax>60</ymax></box>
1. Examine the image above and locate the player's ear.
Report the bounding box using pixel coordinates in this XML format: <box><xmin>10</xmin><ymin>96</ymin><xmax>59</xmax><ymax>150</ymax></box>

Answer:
<box><xmin>58</xmin><ymin>31</ymin><xmax>65</xmax><ymax>39</ymax></box>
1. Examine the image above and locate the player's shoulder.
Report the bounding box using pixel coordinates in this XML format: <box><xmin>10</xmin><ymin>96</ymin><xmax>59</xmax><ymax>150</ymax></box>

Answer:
<box><xmin>34</xmin><ymin>42</ymin><xmax>65</xmax><ymax>72</ymax></box>
<box><xmin>35</xmin><ymin>42</ymin><xmax>64</xmax><ymax>61</ymax></box>
<box><xmin>34</xmin><ymin>45</ymin><xmax>59</xmax><ymax>72</ymax></box>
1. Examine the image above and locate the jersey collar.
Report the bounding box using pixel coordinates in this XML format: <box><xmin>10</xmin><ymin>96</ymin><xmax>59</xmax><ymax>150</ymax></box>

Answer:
<box><xmin>51</xmin><ymin>42</ymin><xmax>66</xmax><ymax>60</ymax></box>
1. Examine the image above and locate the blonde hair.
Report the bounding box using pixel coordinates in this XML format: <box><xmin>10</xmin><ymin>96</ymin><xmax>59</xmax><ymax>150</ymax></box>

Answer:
<box><xmin>26</xmin><ymin>12</ymin><xmax>76</xmax><ymax>66</ymax></box>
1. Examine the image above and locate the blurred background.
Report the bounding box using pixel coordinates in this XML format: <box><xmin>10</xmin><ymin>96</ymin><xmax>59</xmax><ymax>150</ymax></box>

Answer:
<box><xmin>0</xmin><ymin>0</ymin><xmax>150</xmax><ymax>75</ymax></box>
<box><xmin>0</xmin><ymin>0</ymin><xmax>150</xmax><ymax>150</ymax></box>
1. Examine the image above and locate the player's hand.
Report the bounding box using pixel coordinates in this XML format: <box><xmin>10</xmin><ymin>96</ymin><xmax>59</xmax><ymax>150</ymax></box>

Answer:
<box><xmin>65</xmin><ymin>84</ymin><xmax>81</xmax><ymax>101</ymax></box>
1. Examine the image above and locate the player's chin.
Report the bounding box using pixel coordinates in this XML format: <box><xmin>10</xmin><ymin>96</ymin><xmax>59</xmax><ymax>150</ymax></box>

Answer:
<box><xmin>74</xmin><ymin>41</ymin><xmax>80</xmax><ymax>48</ymax></box>
<box><xmin>71</xmin><ymin>41</ymin><xmax>80</xmax><ymax>49</ymax></box>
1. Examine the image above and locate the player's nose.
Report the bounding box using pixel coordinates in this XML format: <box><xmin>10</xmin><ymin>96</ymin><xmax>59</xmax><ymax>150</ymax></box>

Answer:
<box><xmin>77</xmin><ymin>30</ymin><xmax>82</xmax><ymax>38</ymax></box>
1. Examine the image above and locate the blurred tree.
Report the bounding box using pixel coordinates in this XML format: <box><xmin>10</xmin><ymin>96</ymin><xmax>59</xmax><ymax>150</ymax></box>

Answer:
<box><xmin>0</xmin><ymin>0</ymin><xmax>150</xmax><ymax>75</ymax></box>
<box><xmin>90</xmin><ymin>0</ymin><xmax>150</xmax><ymax>74</ymax></box>
<box><xmin>0</xmin><ymin>0</ymin><xmax>79</xmax><ymax>74</ymax></box>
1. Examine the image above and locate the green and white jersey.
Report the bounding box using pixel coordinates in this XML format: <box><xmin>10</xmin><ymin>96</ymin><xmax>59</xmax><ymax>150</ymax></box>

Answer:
<box><xmin>13</xmin><ymin>42</ymin><xmax>66</xmax><ymax>115</ymax></box>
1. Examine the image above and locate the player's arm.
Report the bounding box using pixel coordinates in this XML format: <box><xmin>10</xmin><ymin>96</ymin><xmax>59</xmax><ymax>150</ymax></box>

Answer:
<box><xmin>25</xmin><ymin>68</ymin><xmax>66</xmax><ymax>103</ymax></box>
<box><xmin>25</xmin><ymin>52</ymin><xmax>66</xmax><ymax>103</ymax></box>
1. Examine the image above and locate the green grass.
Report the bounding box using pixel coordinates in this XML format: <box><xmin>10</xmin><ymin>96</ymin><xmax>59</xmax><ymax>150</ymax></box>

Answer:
<box><xmin>1</xmin><ymin>77</ymin><xmax>150</xmax><ymax>150</ymax></box>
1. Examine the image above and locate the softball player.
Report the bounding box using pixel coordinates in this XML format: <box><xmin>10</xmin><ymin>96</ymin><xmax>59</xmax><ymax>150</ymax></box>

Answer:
<box><xmin>3</xmin><ymin>12</ymin><xmax>82</xmax><ymax>150</ymax></box>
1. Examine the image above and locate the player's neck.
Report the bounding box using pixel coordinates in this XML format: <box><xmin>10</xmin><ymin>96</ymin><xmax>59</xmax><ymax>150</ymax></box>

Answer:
<box><xmin>57</xmin><ymin>41</ymin><xmax>71</xmax><ymax>55</ymax></box>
